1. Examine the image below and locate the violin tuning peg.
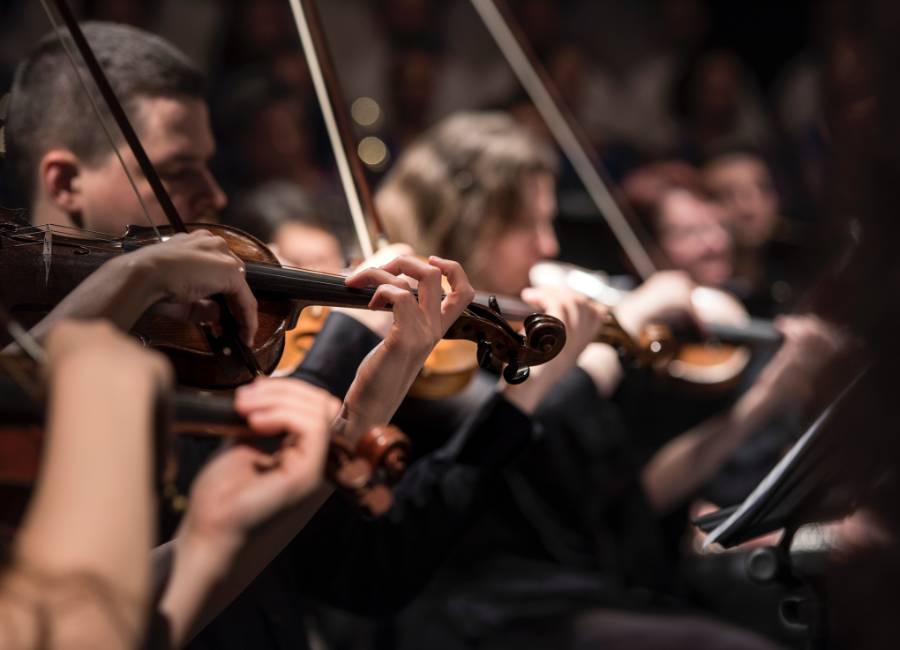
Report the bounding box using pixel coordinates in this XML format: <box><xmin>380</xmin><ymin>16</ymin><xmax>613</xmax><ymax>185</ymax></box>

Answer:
<box><xmin>488</xmin><ymin>295</ymin><xmax>501</xmax><ymax>315</ymax></box>
<box><xmin>503</xmin><ymin>362</ymin><xmax>530</xmax><ymax>385</ymax></box>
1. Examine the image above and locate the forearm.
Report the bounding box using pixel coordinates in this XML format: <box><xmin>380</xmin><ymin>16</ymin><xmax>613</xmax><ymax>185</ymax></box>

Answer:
<box><xmin>15</xmin><ymin>363</ymin><xmax>156</xmax><ymax>592</ymax></box>
<box><xmin>340</xmin><ymin>341</ymin><xmax>427</xmax><ymax>444</ymax></box>
<box><xmin>12</xmin><ymin>362</ymin><xmax>158</xmax><ymax>639</ymax></box>
<box><xmin>641</xmin><ymin>385</ymin><xmax>773</xmax><ymax>512</ymax></box>
<box><xmin>502</xmin><ymin>347</ymin><xmax>583</xmax><ymax>414</ymax></box>
<box><xmin>158</xmin><ymin>486</ymin><xmax>332</xmax><ymax>648</ymax></box>
<box><xmin>24</xmin><ymin>256</ymin><xmax>159</xmax><ymax>343</ymax></box>
<box><xmin>295</xmin><ymin>393</ymin><xmax>534</xmax><ymax>614</ymax></box>
<box><xmin>577</xmin><ymin>343</ymin><xmax>624</xmax><ymax>398</ymax></box>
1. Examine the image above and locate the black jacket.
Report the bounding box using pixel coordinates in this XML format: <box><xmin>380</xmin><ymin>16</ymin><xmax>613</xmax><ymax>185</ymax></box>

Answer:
<box><xmin>183</xmin><ymin>313</ymin><xmax>535</xmax><ymax>649</ymax></box>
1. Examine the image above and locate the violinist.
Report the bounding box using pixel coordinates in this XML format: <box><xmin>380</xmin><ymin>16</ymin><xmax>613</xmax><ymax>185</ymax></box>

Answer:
<box><xmin>0</xmin><ymin>320</ymin><xmax>172</xmax><ymax>648</ymax></box>
<box><xmin>375</xmin><ymin>110</ymin><xmax>843</xmax><ymax>649</ymax></box>
<box><xmin>3</xmin><ymin>21</ymin><xmax>604</xmax><ymax>650</ymax></box>
<box><xmin>618</xmin><ymin>161</ymin><xmax>815</xmax><ymax>507</ymax></box>
<box><xmin>0</xmin><ymin>318</ymin><xmax>345</xmax><ymax>649</ymax></box>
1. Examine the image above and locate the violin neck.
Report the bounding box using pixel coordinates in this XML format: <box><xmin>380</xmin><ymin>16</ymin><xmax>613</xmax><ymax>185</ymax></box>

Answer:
<box><xmin>472</xmin><ymin>291</ymin><xmax>535</xmax><ymax>322</ymax></box>
<box><xmin>244</xmin><ymin>263</ymin><xmax>376</xmax><ymax>310</ymax></box>
<box><xmin>705</xmin><ymin>319</ymin><xmax>782</xmax><ymax>346</ymax></box>
<box><xmin>173</xmin><ymin>390</ymin><xmax>244</xmax><ymax>427</ymax></box>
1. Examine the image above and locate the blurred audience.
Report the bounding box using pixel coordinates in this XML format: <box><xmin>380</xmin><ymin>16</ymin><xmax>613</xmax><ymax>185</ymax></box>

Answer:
<box><xmin>671</xmin><ymin>49</ymin><xmax>773</xmax><ymax>163</ymax></box>
<box><xmin>623</xmin><ymin>161</ymin><xmax>733</xmax><ymax>288</ymax></box>
<box><xmin>623</xmin><ymin>154</ymin><xmax>808</xmax><ymax>317</ymax></box>
<box><xmin>226</xmin><ymin>181</ymin><xmax>346</xmax><ymax>271</ymax></box>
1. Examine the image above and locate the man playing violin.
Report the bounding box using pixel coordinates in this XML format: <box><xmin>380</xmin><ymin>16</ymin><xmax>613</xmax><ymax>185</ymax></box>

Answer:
<box><xmin>3</xmin><ymin>20</ymin><xmax>612</xmax><ymax>650</ymax></box>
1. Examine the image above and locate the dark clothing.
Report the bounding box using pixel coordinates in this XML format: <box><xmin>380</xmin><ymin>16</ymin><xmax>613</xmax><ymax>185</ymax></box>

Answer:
<box><xmin>183</xmin><ymin>313</ymin><xmax>536</xmax><ymax>649</ymax></box>
<box><xmin>392</xmin><ymin>367</ymin><xmax>680</xmax><ymax>649</ymax></box>
<box><xmin>390</xmin><ymin>361</ymin><xmax>791</xmax><ymax>650</ymax></box>
<box><xmin>615</xmin><ymin>348</ymin><xmax>800</xmax><ymax>509</ymax></box>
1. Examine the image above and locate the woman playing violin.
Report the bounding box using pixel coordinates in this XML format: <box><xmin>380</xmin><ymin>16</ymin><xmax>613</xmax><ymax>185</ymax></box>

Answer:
<box><xmin>376</xmin><ymin>110</ymin><xmax>843</xmax><ymax>649</ymax></box>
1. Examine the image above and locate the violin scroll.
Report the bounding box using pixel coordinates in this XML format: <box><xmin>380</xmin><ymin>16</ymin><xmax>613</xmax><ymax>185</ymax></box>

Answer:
<box><xmin>327</xmin><ymin>425</ymin><xmax>411</xmax><ymax>516</ymax></box>
<box><xmin>447</xmin><ymin>299</ymin><xmax>566</xmax><ymax>385</ymax></box>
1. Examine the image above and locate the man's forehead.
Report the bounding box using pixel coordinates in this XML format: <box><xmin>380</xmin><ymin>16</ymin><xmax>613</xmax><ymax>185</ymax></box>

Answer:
<box><xmin>132</xmin><ymin>95</ymin><xmax>215</xmax><ymax>161</ymax></box>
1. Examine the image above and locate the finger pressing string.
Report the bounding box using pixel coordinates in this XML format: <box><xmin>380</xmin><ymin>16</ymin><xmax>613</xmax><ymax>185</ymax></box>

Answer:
<box><xmin>428</xmin><ymin>256</ymin><xmax>474</xmax><ymax>327</ymax></box>
<box><xmin>380</xmin><ymin>257</ymin><xmax>442</xmax><ymax>319</ymax></box>
<box><xmin>345</xmin><ymin>266</ymin><xmax>412</xmax><ymax>291</ymax></box>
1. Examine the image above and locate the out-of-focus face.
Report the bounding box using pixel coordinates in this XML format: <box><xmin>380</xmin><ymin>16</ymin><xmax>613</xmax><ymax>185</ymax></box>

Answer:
<box><xmin>243</xmin><ymin>97</ymin><xmax>312</xmax><ymax>183</ymax></box>
<box><xmin>73</xmin><ymin>95</ymin><xmax>226</xmax><ymax>234</ymax></box>
<box><xmin>475</xmin><ymin>171</ymin><xmax>559</xmax><ymax>296</ymax></box>
<box><xmin>656</xmin><ymin>188</ymin><xmax>733</xmax><ymax>287</ymax></box>
<box><xmin>704</xmin><ymin>154</ymin><xmax>779</xmax><ymax>248</ymax></box>
<box><xmin>273</xmin><ymin>222</ymin><xmax>344</xmax><ymax>272</ymax></box>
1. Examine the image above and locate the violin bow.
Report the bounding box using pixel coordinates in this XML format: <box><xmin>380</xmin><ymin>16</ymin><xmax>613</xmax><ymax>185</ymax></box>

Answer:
<box><xmin>39</xmin><ymin>0</ymin><xmax>263</xmax><ymax>377</ymax></box>
<box><xmin>0</xmin><ymin>303</ymin><xmax>45</xmax><ymax>404</ymax></box>
<box><xmin>470</xmin><ymin>0</ymin><xmax>660</xmax><ymax>280</ymax></box>
<box><xmin>286</xmin><ymin>0</ymin><xmax>384</xmax><ymax>259</ymax></box>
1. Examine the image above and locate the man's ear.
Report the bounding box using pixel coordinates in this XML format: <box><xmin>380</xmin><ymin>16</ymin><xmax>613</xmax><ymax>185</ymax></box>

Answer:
<box><xmin>38</xmin><ymin>149</ymin><xmax>84</xmax><ymax>214</ymax></box>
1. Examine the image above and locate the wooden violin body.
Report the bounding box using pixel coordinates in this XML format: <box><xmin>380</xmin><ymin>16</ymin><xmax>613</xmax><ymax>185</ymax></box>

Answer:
<box><xmin>530</xmin><ymin>261</ymin><xmax>783</xmax><ymax>394</ymax></box>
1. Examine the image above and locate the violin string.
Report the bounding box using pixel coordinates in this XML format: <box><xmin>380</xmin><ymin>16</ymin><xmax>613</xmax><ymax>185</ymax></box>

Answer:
<box><xmin>38</xmin><ymin>0</ymin><xmax>162</xmax><ymax>241</ymax></box>
<box><xmin>470</xmin><ymin>0</ymin><xmax>656</xmax><ymax>280</ymax></box>
<box><xmin>1</xmin><ymin>225</ymin><xmax>126</xmax><ymax>256</ymax></box>
<box><xmin>35</xmin><ymin>222</ymin><xmax>121</xmax><ymax>242</ymax></box>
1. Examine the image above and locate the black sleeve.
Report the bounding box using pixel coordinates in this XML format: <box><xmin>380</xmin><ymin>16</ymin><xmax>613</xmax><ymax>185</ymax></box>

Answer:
<box><xmin>290</xmin><ymin>311</ymin><xmax>381</xmax><ymax>398</ymax></box>
<box><xmin>280</xmin><ymin>392</ymin><xmax>536</xmax><ymax>615</ymax></box>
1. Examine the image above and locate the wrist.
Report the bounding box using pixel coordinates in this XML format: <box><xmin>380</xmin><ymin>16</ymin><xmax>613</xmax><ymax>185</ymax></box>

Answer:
<box><xmin>613</xmin><ymin>297</ymin><xmax>648</xmax><ymax>340</ymax></box>
<box><xmin>381</xmin><ymin>334</ymin><xmax>432</xmax><ymax>371</ymax></box>
<box><xmin>174</xmin><ymin>521</ymin><xmax>241</xmax><ymax>584</ymax></box>
<box><xmin>577</xmin><ymin>343</ymin><xmax>623</xmax><ymax>397</ymax></box>
<box><xmin>341</xmin><ymin>339</ymin><xmax>427</xmax><ymax>439</ymax></box>
<box><xmin>116</xmin><ymin>249</ymin><xmax>169</xmax><ymax>311</ymax></box>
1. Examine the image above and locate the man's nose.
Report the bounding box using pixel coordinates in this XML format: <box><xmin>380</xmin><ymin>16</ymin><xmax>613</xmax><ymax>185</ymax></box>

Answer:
<box><xmin>206</xmin><ymin>170</ymin><xmax>228</xmax><ymax>213</ymax></box>
<box><xmin>195</xmin><ymin>169</ymin><xmax>227</xmax><ymax>216</ymax></box>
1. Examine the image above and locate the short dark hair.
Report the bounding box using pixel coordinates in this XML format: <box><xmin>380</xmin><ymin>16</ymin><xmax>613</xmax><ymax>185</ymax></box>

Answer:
<box><xmin>227</xmin><ymin>181</ymin><xmax>319</xmax><ymax>243</ymax></box>
<box><xmin>6</xmin><ymin>21</ymin><xmax>206</xmax><ymax>202</ymax></box>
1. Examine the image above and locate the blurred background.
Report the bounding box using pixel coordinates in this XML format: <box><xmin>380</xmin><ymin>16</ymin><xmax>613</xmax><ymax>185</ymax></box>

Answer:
<box><xmin>0</xmin><ymin>3</ymin><xmax>871</xmax><ymax>648</ymax></box>
<box><xmin>0</xmin><ymin>0</ymin><xmax>832</xmax><ymax>284</ymax></box>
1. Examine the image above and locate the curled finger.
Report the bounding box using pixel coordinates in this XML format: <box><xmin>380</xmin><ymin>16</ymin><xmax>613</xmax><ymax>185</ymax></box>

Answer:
<box><xmin>381</xmin><ymin>256</ymin><xmax>442</xmax><ymax>321</ymax></box>
<box><xmin>429</xmin><ymin>256</ymin><xmax>475</xmax><ymax>329</ymax></box>
<box><xmin>346</xmin><ymin>266</ymin><xmax>412</xmax><ymax>291</ymax></box>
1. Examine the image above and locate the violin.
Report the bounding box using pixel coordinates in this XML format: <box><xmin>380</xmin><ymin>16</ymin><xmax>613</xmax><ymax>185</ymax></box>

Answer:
<box><xmin>272</xmin><ymin>0</ymin><xmax>571</xmax><ymax>397</ymax></box>
<box><xmin>0</xmin><ymin>221</ymin><xmax>566</xmax><ymax>390</ymax></box>
<box><xmin>8</xmin><ymin>1</ymin><xmax>411</xmax><ymax>519</ymax></box>
<box><xmin>530</xmin><ymin>261</ymin><xmax>783</xmax><ymax>392</ymax></box>
<box><xmin>0</xmin><ymin>352</ymin><xmax>411</xmax><ymax>517</ymax></box>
